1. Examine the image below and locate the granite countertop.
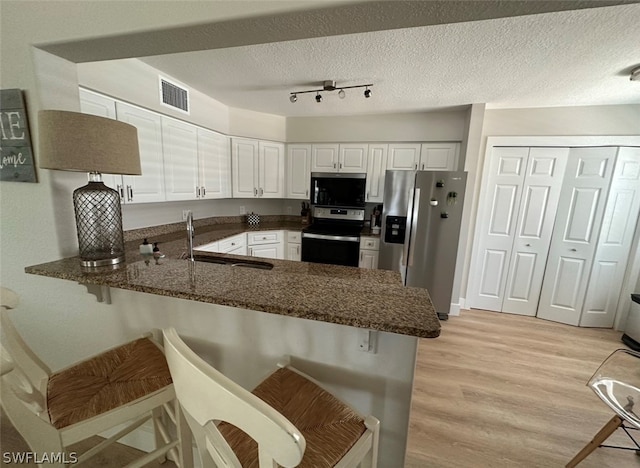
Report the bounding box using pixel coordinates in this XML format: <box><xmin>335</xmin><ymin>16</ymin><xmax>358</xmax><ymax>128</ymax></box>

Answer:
<box><xmin>25</xmin><ymin>221</ymin><xmax>439</xmax><ymax>338</ymax></box>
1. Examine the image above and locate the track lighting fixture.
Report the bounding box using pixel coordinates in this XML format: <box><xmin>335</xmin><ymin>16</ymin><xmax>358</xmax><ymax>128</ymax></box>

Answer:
<box><xmin>289</xmin><ymin>80</ymin><xmax>373</xmax><ymax>103</ymax></box>
<box><xmin>631</xmin><ymin>66</ymin><xmax>640</xmax><ymax>81</ymax></box>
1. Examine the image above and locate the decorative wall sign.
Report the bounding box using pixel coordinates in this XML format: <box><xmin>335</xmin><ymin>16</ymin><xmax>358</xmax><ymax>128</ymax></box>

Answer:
<box><xmin>0</xmin><ymin>89</ymin><xmax>37</xmax><ymax>182</ymax></box>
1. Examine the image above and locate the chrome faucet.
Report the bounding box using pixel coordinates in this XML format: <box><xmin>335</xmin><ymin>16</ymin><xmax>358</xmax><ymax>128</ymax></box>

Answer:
<box><xmin>186</xmin><ymin>211</ymin><xmax>195</xmax><ymax>261</ymax></box>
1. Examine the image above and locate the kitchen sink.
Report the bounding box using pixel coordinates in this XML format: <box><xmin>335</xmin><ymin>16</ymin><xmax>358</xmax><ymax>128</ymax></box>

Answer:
<box><xmin>191</xmin><ymin>254</ymin><xmax>273</xmax><ymax>270</ymax></box>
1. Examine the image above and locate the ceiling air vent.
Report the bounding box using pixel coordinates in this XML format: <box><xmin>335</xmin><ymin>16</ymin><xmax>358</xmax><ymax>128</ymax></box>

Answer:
<box><xmin>159</xmin><ymin>77</ymin><xmax>189</xmax><ymax>114</ymax></box>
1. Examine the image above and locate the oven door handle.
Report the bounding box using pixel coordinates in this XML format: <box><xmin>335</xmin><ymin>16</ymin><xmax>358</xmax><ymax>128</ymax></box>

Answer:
<box><xmin>302</xmin><ymin>232</ymin><xmax>360</xmax><ymax>243</ymax></box>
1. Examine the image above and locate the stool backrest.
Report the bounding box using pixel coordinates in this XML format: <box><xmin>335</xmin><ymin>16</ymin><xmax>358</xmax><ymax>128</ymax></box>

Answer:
<box><xmin>588</xmin><ymin>348</ymin><xmax>640</xmax><ymax>429</ymax></box>
<box><xmin>162</xmin><ymin>327</ymin><xmax>305</xmax><ymax>468</ymax></box>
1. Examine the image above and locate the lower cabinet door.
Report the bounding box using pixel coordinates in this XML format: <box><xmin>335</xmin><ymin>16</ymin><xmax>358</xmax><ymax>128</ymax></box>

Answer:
<box><xmin>359</xmin><ymin>250</ymin><xmax>379</xmax><ymax>269</ymax></box>
<box><xmin>249</xmin><ymin>243</ymin><xmax>283</xmax><ymax>259</ymax></box>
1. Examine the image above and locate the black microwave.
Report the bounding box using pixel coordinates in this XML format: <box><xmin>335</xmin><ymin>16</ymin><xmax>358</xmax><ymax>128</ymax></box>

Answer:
<box><xmin>310</xmin><ymin>172</ymin><xmax>366</xmax><ymax>208</ymax></box>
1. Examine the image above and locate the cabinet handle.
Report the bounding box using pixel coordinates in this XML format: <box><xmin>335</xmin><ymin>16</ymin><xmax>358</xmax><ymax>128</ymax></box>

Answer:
<box><xmin>196</xmin><ymin>186</ymin><xmax>200</xmax><ymax>197</ymax></box>
<box><xmin>421</xmin><ymin>163</ymin><xmax>425</xmax><ymax>170</ymax></box>
<box><xmin>249</xmin><ymin>248</ymin><xmax>253</xmax><ymax>256</ymax></box>
<box><xmin>360</xmin><ymin>252</ymin><xmax>363</xmax><ymax>261</ymax></box>
<box><xmin>117</xmin><ymin>185</ymin><xmax>124</xmax><ymax>200</ymax></box>
<box><xmin>254</xmin><ymin>188</ymin><xmax>258</xmax><ymax>196</ymax></box>
<box><xmin>297</xmin><ymin>245</ymin><xmax>300</xmax><ymax>255</ymax></box>
<box><xmin>570</xmin><ymin>248</ymin><xmax>577</xmax><ymax>252</ymax></box>
<box><xmin>127</xmin><ymin>185</ymin><xmax>133</xmax><ymax>202</ymax></box>
<box><xmin>202</xmin><ymin>187</ymin><xmax>206</xmax><ymax>196</ymax></box>
<box><xmin>366</xmin><ymin>191</ymin><xmax>369</xmax><ymax>200</ymax></box>
<box><xmin>525</xmin><ymin>243</ymin><xmax>531</xmax><ymax>247</ymax></box>
<box><xmin>260</xmin><ymin>188</ymin><xmax>264</xmax><ymax>196</ymax></box>
<box><xmin>414</xmin><ymin>163</ymin><xmax>418</xmax><ymax>170</ymax></box>
<box><xmin>333</xmin><ymin>163</ymin><xmax>337</xmax><ymax>169</ymax></box>
<box><xmin>340</xmin><ymin>163</ymin><xmax>343</xmax><ymax>169</ymax></box>
<box><xmin>305</xmin><ymin>189</ymin><xmax>308</xmax><ymax>197</ymax></box>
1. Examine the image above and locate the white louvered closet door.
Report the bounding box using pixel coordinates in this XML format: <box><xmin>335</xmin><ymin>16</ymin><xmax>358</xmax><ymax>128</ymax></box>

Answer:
<box><xmin>537</xmin><ymin>147</ymin><xmax>617</xmax><ymax>326</ymax></box>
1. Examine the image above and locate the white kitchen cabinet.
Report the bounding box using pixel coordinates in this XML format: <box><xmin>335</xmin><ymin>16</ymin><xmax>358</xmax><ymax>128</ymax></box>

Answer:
<box><xmin>286</xmin><ymin>144</ymin><xmax>312</xmax><ymax>199</ymax></box>
<box><xmin>359</xmin><ymin>236</ymin><xmax>380</xmax><ymax>269</ymax></box>
<box><xmin>197</xmin><ymin>128</ymin><xmax>231</xmax><ymax>199</ymax></box>
<box><xmin>286</xmin><ymin>231</ymin><xmax>301</xmax><ymax>261</ymax></box>
<box><xmin>311</xmin><ymin>144</ymin><xmax>340</xmax><ymax>172</ymax></box>
<box><xmin>194</xmin><ymin>241</ymin><xmax>219</xmax><ymax>253</ymax></box>
<box><xmin>248</xmin><ymin>230</ymin><xmax>284</xmax><ymax>259</ymax></box>
<box><xmin>339</xmin><ymin>144</ymin><xmax>369</xmax><ymax>173</ymax></box>
<box><xmin>259</xmin><ymin>141</ymin><xmax>285</xmax><ymax>198</ymax></box>
<box><xmin>79</xmin><ymin>89</ymin><xmax>122</xmax><ymax>192</ymax></box>
<box><xmin>232</xmin><ymin>138</ymin><xmax>284</xmax><ymax>198</ymax></box>
<box><xmin>218</xmin><ymin>233</ymin><xmax>247</xmax><ymax>255</ymax></box>
<box><xmin>116</xmin><ymin>101</ymin><xmax>166</xmax><ymax>203</ymax></box>
<box><xmin>387</xmin><ymin>144</ymin><xmax>421</xmax><ymax>170</ymax></box>
<box><xmin>419</xmin><ymin>143</ymin><xmax>459</xmax><ymax>171</ymax></box>
<box><xmin>365</xmin><ymin>144</ymin><xmax>388</xmax><ymax>203</ymax></box>
<box><xmin>311</xmin><ymin>144</ymin><xmax>367</xmax><ymax>173</ymax></box>
<box><xmin>162</xmin><ymin>116</ymin><xmax>199</xmax><ymax>201</ymax></box>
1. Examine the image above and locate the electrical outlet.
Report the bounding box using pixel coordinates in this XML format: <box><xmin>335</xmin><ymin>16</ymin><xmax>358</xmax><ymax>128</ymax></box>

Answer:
<box><xmin>182</xmin><ymin>210</ymin><xmax>191</xmax><ymax>221</ymax></box>
<box><xmin>239</xmin><ymin>206</ymin><xmax>246</xmax><ymax>215</ymax></box>
<box><xmin>286</xmin><ymin>206</ymin><xmax>292</xmax><ymax>215</ymax></box>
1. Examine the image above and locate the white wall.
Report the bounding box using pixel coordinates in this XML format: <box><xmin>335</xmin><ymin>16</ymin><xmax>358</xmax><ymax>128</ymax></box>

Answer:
<box><xmin>286</xmin><ymin>109</ymin><xmax>467</xmax><ymax>142</ymax></box>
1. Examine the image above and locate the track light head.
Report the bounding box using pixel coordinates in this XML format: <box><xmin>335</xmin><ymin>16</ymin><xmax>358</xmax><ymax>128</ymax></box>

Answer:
<box><xmin>289</xmin><ymin>94</ymin><xmax>297</xmax><ymax>103</ymax></box>
<box><xmin>364</xmin><ymin>87</ymin><xmax>372</xmax><ymax>98</ymax></box>
<box><xmin>338</xmin><ymin>89</ymin><xmax>346</xmax><ymax>99</ymax></box>
<box><xmin>315</xmin><ymin>93</ymin><xmax>322</xmax><ymax>103</ymax></box>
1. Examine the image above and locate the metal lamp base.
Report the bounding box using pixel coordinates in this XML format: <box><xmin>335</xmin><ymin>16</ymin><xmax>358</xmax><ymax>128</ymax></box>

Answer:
<box><xmin>73</xmin><ymin>179</ymin><xmax>125</xmax><ymax>267</ymax></box>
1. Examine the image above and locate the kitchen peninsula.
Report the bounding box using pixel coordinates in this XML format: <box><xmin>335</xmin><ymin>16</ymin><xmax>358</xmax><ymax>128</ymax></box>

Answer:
<box><xmin>25</xmin><ymin>217</ymin><xmax>440</xmax><ymax>466</ymax></box>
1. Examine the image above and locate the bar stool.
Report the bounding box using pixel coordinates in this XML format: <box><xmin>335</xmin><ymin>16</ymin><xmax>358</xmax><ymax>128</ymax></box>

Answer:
<box><xmin>163</xmin><ymin>327</ymin><xmax>380</xmax><ymax>467</ymax></box>
<box><xmin>566</xmin><ymin>348</ymin><xmax>640</xmax><ymax>467</ymax></box>
<box><xmin>0</xmin><ymin>287</ymin><xmax>192</xmax><ymax>467</ymax></box>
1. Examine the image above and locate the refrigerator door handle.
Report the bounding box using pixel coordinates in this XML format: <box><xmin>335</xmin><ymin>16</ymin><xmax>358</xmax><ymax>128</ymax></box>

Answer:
<box><xmin>402</xmin><ymin>188</ymin><xmax>415</xmax><ymax>267</ymax></box>
<box><xmin>407</xmin><ymin>188</ymin><xmax>421</xmax><ymax>267</ymax></box>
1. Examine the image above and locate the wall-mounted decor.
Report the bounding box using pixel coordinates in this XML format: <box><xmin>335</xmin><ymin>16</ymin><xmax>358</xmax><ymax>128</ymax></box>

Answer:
<box><xmin>1</xmin><ymin>89</ymin><xmax>37</xmax><ymax>182</ymax></box>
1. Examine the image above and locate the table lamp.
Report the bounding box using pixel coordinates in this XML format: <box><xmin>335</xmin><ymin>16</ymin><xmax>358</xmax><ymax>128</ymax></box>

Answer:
<box><xmin>38</xmin><ymin>110</ymin><xmax>141</xmax><ymax>267</ymax></box>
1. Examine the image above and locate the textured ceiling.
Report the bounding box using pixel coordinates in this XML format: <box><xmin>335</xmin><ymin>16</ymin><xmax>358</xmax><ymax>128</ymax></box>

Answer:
<box><xmin>138</xmin><ymin>3</ymin><xmax>640</xmax><ymax>117</ymax></box>
<box><xmin>58</xmin><ymin>1</ymin><xmax>639</xmax><ymax>118</ymax></box>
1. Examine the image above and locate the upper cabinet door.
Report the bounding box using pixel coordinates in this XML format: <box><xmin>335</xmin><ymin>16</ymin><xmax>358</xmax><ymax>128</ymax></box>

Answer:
<box><xmin>79</xmin><ymin>89</ymin><xmax>123</xmax><ymax>194</ymax></box>
<box><xmin>387</xmin><ymin>144</ymin><xmax>421</xmax><ymax>170</ymax></box>
<box><xmin>419</xmin><ymin>143</ymin><xmax>459</xmax><ymax>171</ymax></box>
<box><xmin>198</xmin><ymin>128</ymin><xmax>230</xmax><ymax>199</ymax></box>
<box><xmin>162</xmin><ymin>117</ymin><xmax>199</xmax><ymax>201</ymax></box>
<box><xmin>365</xmin><ymin>144</ymin><xmax>388</xmax><ymax>203</ymax></box>
<box><xmin>286</xmin><ymin>144</ymin><xmax>311</xmax><ymax>199</ymax></box>
<box><xmin>231</xmin><ymin>138</ymin><xmax>259</xmax><ymax>198</ymax></box>
<box><xmin>116</xmin><ymin>102</ymin><xmax>166</xmax><ymax>203</ymax></box>
<box><xmin>259</xmin><ymin>141</ymin><xmax>285</xmax><ymax>198</ymax></box>
<box><xmin>339</xmin><ymin>144</ymin><xmax>368</xmax><ymax>173</ymax></box>
<box><xmin>311</xmin><ymin>144</ymin><xmax>339</xmax><ymax>172</ymax></box>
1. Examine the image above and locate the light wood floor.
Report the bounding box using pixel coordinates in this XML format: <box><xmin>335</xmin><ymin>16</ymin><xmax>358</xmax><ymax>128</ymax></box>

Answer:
<box><xmin>405</xmin><ymin>309</ymin><xmax>640</xmax><ymax>468</ymax></box>
<box><xmin>2</xmin><ymin>309</ymin><xmax>639</xmax><ymax>467</ymax></box>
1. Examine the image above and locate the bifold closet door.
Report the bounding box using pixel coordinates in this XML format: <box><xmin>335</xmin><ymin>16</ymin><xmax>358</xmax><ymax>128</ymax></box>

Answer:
<box><xmin>469</xmin><ymin>147</ymin><xmax>567</xmax><ymax>314</ymax></box>
<box><xmin>469</xmin><ymin>147</ymin><xmax>529</xmax><ymax>312</ymax></box>
<box><xmin>537</xmin><ymin>147</ymin><xmax>617</xmax><ymax>326</ymax></box>
<box><xmin>501</xmin><ymin>148</ymin><xmax>568</xmax><ymax>315</ymax></box>
<box><xmin>580</xmin><ymin>147</ymin><xmax>640</xmax><ymax>327</ymax></box>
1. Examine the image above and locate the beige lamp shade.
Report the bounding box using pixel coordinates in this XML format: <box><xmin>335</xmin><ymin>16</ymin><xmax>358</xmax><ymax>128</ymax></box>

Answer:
<box><xmin>38</xmin><ymin>110</ymin><xmax>141</xmax><ymax>175</ymax></box>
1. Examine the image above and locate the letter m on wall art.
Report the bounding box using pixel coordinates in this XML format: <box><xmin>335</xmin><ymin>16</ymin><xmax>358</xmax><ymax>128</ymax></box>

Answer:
<box><xmin>0</xmin><ymin>89</ymin><xmax>37</xmax><ymax>182</ymax></box>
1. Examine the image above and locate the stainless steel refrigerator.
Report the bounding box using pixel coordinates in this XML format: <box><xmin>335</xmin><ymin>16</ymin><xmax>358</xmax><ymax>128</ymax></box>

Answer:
<box><xmin>379</xmin><ymin>170</ymin><xmax>467</xmax><ymax>319</ymax></box>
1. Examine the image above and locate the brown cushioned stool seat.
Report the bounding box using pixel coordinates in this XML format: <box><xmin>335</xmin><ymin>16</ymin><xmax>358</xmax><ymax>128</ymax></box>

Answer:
<box><xmin>47</xmin><ymin>337</ymin><xmax>172</xmax><ymax>429</ymax></box>
<box><xmin>219</xmin><ymin>367</ymin><xmax>366</xmax><ymax>468</ymax></box>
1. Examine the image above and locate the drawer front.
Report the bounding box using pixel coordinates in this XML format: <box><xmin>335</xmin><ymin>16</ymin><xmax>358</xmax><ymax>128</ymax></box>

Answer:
<box><xmin>287</xmin><ymin>231</ymin><xmax>301</xmax><ymax>243</ymax></box>
<box><xmin>360</xmin><ymin>236</ymin><xmax>380</xmax><ymax>250</ymax></box>
<box><xmin>248</xmin><ymin>230</ymin><xmax>282</xmax><ymax>245</ymax></box>
<box><xmin>219</xmin><ymin>233</ymin><xmax>247</xmax><ymax>253</ymax></box>
<box><xmin>194</xmin><ymin>241</ymin><xmax>219</xmax><ymax>253</ymax></box>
